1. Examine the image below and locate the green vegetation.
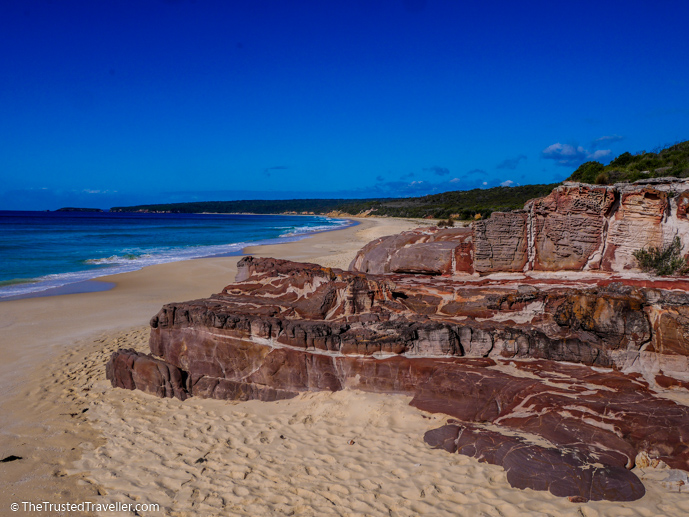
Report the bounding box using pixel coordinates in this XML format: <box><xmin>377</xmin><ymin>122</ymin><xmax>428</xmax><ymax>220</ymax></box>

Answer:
<box><xmin>56</xmin><ymin>207</ymin><xmax>104</xmax><ymax>212</ymax></box>
<box><xmin>569</xmin><ymin>140</ymin><xmax>689</xmax><ymax>184</ymax></box>
<box><xmin>112</xmin><ymin>199</ymin><xmax>360</xmax><ymax>215</ymax></box>
<box><xmin>111</xmin><ymin>183</ymin><xmax>558</xmax><ymax>220</ymax></box>
<box><xmin>633</xmin><ymin>236</ymin><xmax>688</xmax><ymax>276</ymax></box>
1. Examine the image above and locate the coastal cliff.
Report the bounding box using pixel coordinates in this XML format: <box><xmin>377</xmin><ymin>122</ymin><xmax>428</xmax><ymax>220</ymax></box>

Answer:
<box><xmin>351</xmin><ymin>178</ymin><xmax>689</xmax><ymax>275</ymax></box>
<box><xmin>106</xmin><ymin>178</ymin><xmax>689</xmax><ymax>503</ymax></box>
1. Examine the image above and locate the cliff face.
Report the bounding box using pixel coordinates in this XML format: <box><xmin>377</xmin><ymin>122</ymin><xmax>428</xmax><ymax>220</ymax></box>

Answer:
<box><xmin>351</xmin><ymin>178</ymin><xmax>689</xmax><ymax>275</ymax></box>
<box><xmin>107</xmin><ymin>255</ymin><xmax>689</xmax><ymax>502</ymax></box>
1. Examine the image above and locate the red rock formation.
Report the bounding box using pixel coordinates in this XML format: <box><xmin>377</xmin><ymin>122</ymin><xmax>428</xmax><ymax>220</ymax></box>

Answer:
<box><xmin>107</xmin><ymin>257</ymin><xmax>689</xmax><ymax>502</ymax></box>
<box><xmin>106</xmin><ymin>348</ymin><xmax>189</xmax><ymax>400</ymax></box>
<box><xmin>349</xmin><ymin>178</ymin><xmax>689</xmax><ymax>275</ymax></box>
<box><xmin>529</xmin><ymin>184</ymin><xmax>615</xmax><ymax>271</ymax></box>
<box><xmin>473</xmin><ymin>212</ymin><xmax>529</xmax><ymax>272</ymax></box>
<box><xmin>350</xmin><ymin>227</ymin><xmax>473</xmax><ymax>275</ymax></box>
<box><xmin>602</xmin><ymin>186</ymin><xmax>670</xmax><ymax>271</ymax></box>
<box><xmin>424</xmin><ymin>423</ymin><xmax>646</xmax><ymax>502</ymax></box>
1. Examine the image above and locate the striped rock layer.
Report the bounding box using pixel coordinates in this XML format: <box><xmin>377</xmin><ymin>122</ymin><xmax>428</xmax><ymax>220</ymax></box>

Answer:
<box><xmin>107</xmin><ymin>256</ymin><xmax>689</xmax><ymax>502</ymax></box>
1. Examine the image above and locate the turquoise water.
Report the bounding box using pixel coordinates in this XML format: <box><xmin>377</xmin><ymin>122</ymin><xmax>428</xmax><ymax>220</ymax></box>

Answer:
<box><xmin>0</xmin><ymin>211</ymin><xmax>350</xmax><ymax>299</ymax></box>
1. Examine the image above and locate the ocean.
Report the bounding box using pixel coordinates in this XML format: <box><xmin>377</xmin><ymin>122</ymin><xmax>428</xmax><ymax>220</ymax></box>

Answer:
<box><xmin>0</xmin><ymin>211</ymin><xmax>351</xmax><ymax>300</ymax></box>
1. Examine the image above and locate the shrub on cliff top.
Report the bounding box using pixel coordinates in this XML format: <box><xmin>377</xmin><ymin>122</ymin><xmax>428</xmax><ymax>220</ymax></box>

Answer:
<box><xmin>568</xmin><ymin>140</ymin><xmax>689</xmax><ymax>185</ymax></box>
<box><xmin>570</xmin><ymin>161</ymin><xmax>605</xmax><ymax>184</ymax></box>
<box><xmin>633</xmin><ymin>236</ymin><xmax>688</xmax><ymax>276</ymax></box>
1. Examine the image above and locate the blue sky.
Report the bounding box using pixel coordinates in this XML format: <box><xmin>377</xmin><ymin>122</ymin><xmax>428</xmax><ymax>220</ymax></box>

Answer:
<box><xmin>1</xmin><ymin>0</ymin><xmax>688</xmax><ymax>210</ymax></box>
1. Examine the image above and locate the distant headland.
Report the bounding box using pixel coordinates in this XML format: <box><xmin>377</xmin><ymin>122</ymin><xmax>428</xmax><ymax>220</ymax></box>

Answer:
<box><xmin>109</xmin><ymin>139</ymin><xmax>688</xmax><ymax>219</ymax></box>
<box><xmin>56</xmin><ymin>207</ymin><xmax>105</xmax><ymax>213</ymax></box>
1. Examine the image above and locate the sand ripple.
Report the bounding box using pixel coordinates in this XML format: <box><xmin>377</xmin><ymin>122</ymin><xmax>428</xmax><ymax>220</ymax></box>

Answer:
<box><xmin>54</xmin><ymin>329</ymin><xmax>689</xmax><ymax>517</ymax></box>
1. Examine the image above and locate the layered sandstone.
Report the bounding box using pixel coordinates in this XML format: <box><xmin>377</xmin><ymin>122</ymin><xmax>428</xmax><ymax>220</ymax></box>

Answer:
<box><xmin>350</xmin><ymin>178</ymin><xmax>689</xmax><ymax>275</ymax></box>
<box><xmin>349</xmin><ymin>227</ymin><xmax>473</xmax><ymax>275</ymax></box>
<box><xmin>107</xmin><ymin>256</ymin><xmax>689</xmax><ymax>502</ymax></box>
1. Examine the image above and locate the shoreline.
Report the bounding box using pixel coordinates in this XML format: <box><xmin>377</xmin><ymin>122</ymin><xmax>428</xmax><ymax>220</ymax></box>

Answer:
<box><xmin>3</xmin><ymin>215</ymin><xmax>683</xmax><ymax>515</ymax></box>
<box><xmin>0</xmin><ymin>214</ymin><xmax>356</xmax><ymax>302</ymax></box>
<box><xmin>0</xmin><ymin>216</ymin><xmax>433</xmax><ymax>511</ymax></box>
<box><xmin>0</xmin><ymin>217</ymin><xmax>382</xmax><ymax>393</ymax></box>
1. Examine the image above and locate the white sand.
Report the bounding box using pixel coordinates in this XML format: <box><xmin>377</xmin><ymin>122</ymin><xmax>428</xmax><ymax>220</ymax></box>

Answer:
<box><xmin>1</xmin><ymin>217</ymin><xmax>688</xmax><ymax>516</ymax></box>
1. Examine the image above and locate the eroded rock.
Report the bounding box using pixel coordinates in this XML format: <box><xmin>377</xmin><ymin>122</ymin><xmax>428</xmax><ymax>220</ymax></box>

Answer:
<box><xmin>350</xmin><ymin>178</ymin><xmax>689</xmax><ymax>276</ymax></box>
<box><xmin>424</xmin><ymin>423</ymin><xmax>646</xmax><ymax>502</ymax></box>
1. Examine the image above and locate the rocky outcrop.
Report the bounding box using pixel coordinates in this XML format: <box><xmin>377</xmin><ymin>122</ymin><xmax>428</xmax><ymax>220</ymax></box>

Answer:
<box><xmin>473</xmin><ymin>212</ymin><xmax>529</xmax><ymax>272</ymax></box>
<box><xmin>105</xmin><ymin>348</ymin><xmax>189</xmax><ymax>400</ymax></box>
<box><xmin>424</xmin><ymin>423</ymin><xmax>646</xmax><ymax>502</ymax></box>
<box><xmin>107</xmin><ymin>256</ymin><xmax>689</xmax><ymax>502</ymax></box>
<box><xmin>529</xmin><ymin>184</ymin><xmax>616</xmax><ymax>270</ymax></box>
<box><xmin>349</xmin><ymin>178</ymin><xmax>689</xmax><ymax>275</ymax></box>
<box><xmin>350</xmin><ymin>227</ymin><xmax>473</xmax><ymax>275</ymax></box>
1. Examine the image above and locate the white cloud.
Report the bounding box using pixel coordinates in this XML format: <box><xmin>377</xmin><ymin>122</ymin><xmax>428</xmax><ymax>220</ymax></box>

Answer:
<box><xmin>542</xmin><ymin>142</ymin><xmax>610</xmax><ymax>167</ymax></box>
<box><xmin>542</xmin><ymin>143</ymin><xmax>586</xmax><ymax>162</ymax></box>
<box><xmin>449</xmin><ymin>177</ymin><xmax>461</xmax><ymax>183</ymax></box>
<box><xmin>500</xmin><ymin>180</ymin><xmax>514</xmax><ymax>187</ymax></box>
<box><xmin>542</xmin><ymin>135</ymin><xmax>621</xmax><ymax>167</ymax></box>
<box><xmin>482</xmin><ymin>181</ymin><xmax>488</xmax><ymax>186</ymax></box>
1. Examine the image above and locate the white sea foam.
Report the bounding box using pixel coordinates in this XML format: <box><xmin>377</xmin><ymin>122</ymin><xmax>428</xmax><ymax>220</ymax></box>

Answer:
<box><xmin>84</xmin><ymin>253</ymin><xmax>152</xmax><ymax>265</ymax></box>
<box><xmin>279</xmin><ymin>218</ymin><xmax>350</xmax><ymax>237</ymax></box>
<box><xmin>0</xmin><ymin>218</ymin><xmax>353</xmax><ymax>300</ymax></box>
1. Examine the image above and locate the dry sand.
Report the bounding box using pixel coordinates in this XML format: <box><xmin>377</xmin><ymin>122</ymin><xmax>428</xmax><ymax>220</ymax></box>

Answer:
<box><xmin>1</xmin><ymin>217</ymin><xmax>688</xmax><ymax>516</ymax></box>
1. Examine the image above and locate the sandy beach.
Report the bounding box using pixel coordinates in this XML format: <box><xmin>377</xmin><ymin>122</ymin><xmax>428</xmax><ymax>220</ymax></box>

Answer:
<box><xmin>1</xmin><ymin>216</ymin><xmax>688</xmax><ymax>517</ymax></box>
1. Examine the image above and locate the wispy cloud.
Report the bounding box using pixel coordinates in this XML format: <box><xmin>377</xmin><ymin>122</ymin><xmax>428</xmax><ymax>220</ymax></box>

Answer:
<box><xmin>589</xmin><ymin>149</ymin><xmax>612</xmax><ymax>160</ymax></box>
<box><xmin>468</xmin><ymin>168</ymin><xmax>487</xmax><ymax>176</ymax></box>
<box><xmin>591</xmin><ymin>134</ymin><xmax>624</xmax><ymax>149</ymax></box>
<box><xmin>375</xmin><ymin>175</ymin><xmax>385</xmax><ymax>182</ymax></box>
<box><xmin>263</xmin><ymin>165</ymin><xmax>289</xmax><ymax>176</ymax></box>
<box><xmin>497</xmin><ymin>155</ymin><xmax>527</xmax><ymax>170</ymax></box>
<box><xmin>500</xmin><ymin>180</ymin><xmax>515</xmax><ymax>187</ymax></box>
<box><xmin>423</xmin><ymin>165</ymin><xmax>450</xmax><ymax>176</ymax></box>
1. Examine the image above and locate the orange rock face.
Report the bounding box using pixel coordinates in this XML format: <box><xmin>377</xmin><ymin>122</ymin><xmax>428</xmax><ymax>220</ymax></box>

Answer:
<box><xmin>530</xmin><ymin>184</ymin><xmax>615</xmax><ymax>270</ymax></box>
<box><xmin>473</xmin><ymin>212</ymin><xmax>529</xmax><ymax>272</ymax></box>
